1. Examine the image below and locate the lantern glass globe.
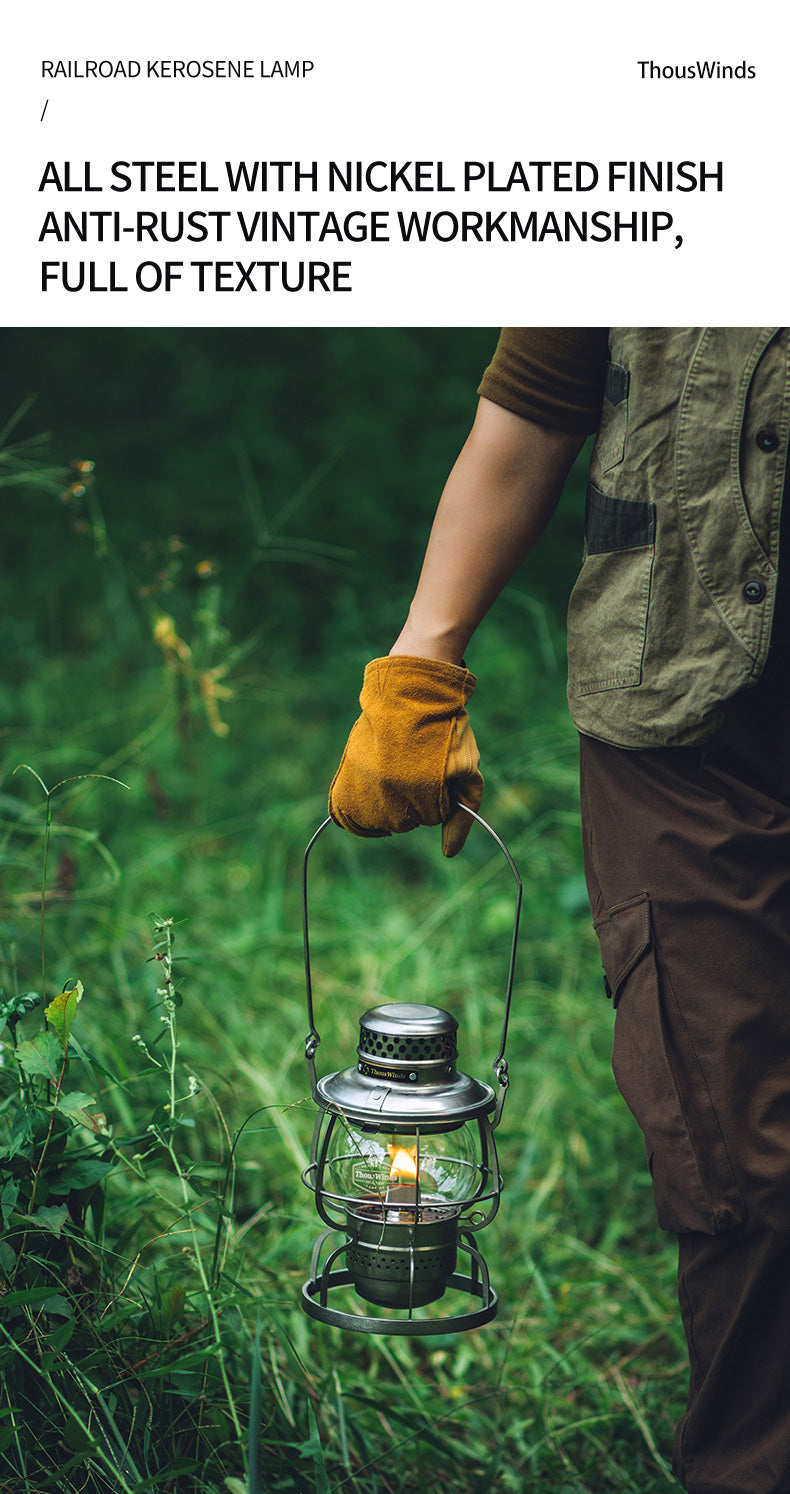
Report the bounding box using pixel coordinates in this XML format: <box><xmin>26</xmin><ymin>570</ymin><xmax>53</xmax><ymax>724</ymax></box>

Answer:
<box><xmin>325</xmin><ymin>1118</ymin><xmax>481</xmax><ymax>1212</ymax></box>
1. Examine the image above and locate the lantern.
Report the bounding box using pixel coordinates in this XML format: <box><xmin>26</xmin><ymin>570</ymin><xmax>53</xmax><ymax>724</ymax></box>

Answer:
<box><xmin>301</xmin><ymin>807</ymin><xmax>522</xmax><ymax>1335</ymax></box>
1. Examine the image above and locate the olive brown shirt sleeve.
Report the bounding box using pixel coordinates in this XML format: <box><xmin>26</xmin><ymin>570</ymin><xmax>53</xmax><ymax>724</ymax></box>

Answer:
<box><xmin>478</xmin><ymin>327</ymin><xmax>609</xmax><ymax>434</ymax></box>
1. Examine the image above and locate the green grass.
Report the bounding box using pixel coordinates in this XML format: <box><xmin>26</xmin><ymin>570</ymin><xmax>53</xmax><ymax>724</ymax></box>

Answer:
<box><xmin>0</xmin><ymin>425</ymin><xmax>686</xmax><ymax>1493</ymax></box>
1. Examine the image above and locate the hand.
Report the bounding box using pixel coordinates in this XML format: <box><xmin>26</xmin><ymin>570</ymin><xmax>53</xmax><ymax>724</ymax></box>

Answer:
<box><xmin>328</xmin><ymin>655</ymin><xmax>483</xmax><ymax>857</ymax></box>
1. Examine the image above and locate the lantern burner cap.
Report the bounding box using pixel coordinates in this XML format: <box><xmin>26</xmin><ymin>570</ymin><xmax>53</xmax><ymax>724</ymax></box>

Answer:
<box><xmin>315</xmin><ymin>1002</ymin><xmax>494</xmax><ymax>1123</ymax></box>
<box><xmin>357</xmin><ymin>1004</ymin><xmax>458</xmax><ymax>1084</ymax></box>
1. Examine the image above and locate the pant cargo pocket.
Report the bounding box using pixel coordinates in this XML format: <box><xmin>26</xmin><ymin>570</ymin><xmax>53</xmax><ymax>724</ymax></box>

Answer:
<box><xmin>595</xmin><ymin>892</ymin><xmax>744</xmax><ymax>1235</ymax></box>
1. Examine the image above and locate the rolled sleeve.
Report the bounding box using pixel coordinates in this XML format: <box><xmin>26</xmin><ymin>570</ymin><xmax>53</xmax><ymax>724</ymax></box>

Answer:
<box><xmin>478</xmin><ymin>327</ymin><xmax>609</xmax><ymax>434</ymax></box>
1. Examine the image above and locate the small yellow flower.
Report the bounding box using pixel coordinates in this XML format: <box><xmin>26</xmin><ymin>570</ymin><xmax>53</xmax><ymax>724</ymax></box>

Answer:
<box><xmin>152</xmin><ymin>614</ymin><xmax>192</xmax><ymax>666</ymax></box>
<box><xmin>198</xmin><ymin>667</ymin><xmax>234</xmax><ymax>737</ymax></box>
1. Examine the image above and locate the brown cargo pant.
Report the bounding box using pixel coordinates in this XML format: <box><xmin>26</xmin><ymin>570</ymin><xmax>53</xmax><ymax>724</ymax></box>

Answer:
<box><xmin>580</xmin><ymin>623</ymin><xmax>790</xmax><ymax>1493</ymax></box>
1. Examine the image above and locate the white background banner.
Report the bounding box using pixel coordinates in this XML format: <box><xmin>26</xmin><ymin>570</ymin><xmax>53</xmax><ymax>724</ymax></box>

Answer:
<box><xmin>2</xmin><ymin>0</ymin><xmax>785</xmax><ymax>325</ymax></box>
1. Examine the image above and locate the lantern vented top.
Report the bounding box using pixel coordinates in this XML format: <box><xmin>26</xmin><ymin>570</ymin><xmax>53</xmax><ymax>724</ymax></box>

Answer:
<box><xmin>315</xmin><ymin>1001</ymin><xmax>494</xmax><ymax>1126</ymax></box>
<box><xmin>357</xmin><ymin>1003</ymin><xmax>458</xmax><ymax>1080</ymax></box>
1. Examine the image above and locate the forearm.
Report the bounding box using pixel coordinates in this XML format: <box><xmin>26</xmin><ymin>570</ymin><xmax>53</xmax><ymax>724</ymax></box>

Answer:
<box><xmin>390</xmin><ymin>396</ymin><xmax>585</xmax><ymax>664</ymax></box>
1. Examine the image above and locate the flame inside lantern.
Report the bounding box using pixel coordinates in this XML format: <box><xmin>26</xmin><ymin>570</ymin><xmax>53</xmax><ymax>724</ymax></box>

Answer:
<box><xmin>387</xmin><ymin>1143</ymin><xmax>419</xmax><ymax>1182</ymax></box>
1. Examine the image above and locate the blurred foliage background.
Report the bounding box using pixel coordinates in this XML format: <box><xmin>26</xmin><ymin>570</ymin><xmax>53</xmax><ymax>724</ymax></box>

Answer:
<box><xmin>0</xmin><ymin>328</ymin><xmax>589</xmax><ymax>652</ymax></box>
<box><xmin>0</xmin><ymin>328</ymin><xmax>683</xmax><ymax>1492</ymax></box>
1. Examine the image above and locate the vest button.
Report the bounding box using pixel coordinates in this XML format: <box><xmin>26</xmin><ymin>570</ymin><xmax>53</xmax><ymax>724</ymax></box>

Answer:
<box><xmin>755</xmin><ymin>428</ymin><xmax>780</xmax><ymax>452</ymax></box>
<box><xmin>743</xmin><ymin>580</ymin><xmax>767</xmax><ymax>603</ymax></box>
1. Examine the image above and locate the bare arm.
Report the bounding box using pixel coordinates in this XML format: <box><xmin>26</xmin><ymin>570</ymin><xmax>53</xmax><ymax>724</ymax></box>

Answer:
<box><xmin>329</xmin><ymin>393</ymin><xmax>587</xmax><ymax>853</ymax></box>
<box><xmin>389</xmin><ymin>396</ymin><xmax>586</xmax><ymax>664</ymax></box>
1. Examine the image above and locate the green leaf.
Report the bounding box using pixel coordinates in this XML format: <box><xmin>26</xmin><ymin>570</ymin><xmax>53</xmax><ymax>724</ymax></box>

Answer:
<box><xmin>185</xmin><ymin>1171</ymin><xmax>228</xmax><ymax>1201</ymax></box>
<box><xmin>57</xmin><ymin>1091</ymin><xmax>96</xmax><ymax>1115</ymax></box>
<box><xmin>20</xmin><ymin>1203</ymin><xmax>70</xmax><ymax>1236</ymax></box>
<box><xmin>160</xmin><ymin>1286</ymin><xmax>186</xmax><ymax>1334</ymax></box>
<box><xmin>0</xmin><ymin>991</ymin><xmax>40</xmax><ymax>1037</ymax></box>
<box><xmin>306</xmin><ymin>1405</ymin><xmax>331</xmax><ymax>1494</ymax></box>
<box><xmin>0</xmin><ymin>1284</ymin><xmax>61</xmax><ymax>1310</ymax></box>
<box><xmin>15</xmin><ymin>1031</ymin><xmax>64</xmax><ymax>1082</ymax></box>
<box><xmin>249</xmin><ymin>1309</ymin><xmax>262</xmax><ymax>1494</ymax></box>
<box><xmin>57</xmin><ymin>1091</ymin><xmax>107</xmax><ymax>1134</ymax></box>
<box><xmin>52</xmin><ymin>1157</ymin><xmax>114</xmax><ymax>1191</ymax></box>
<box><xmin>43</xmin><ymin>1295</ymin><xmax>74</xmax><ymax>1322</ymax></box>
<box><xmin>67</xmin><ymin>1032</ymin><xmax>121</xmax><ymax>1083</ymax></box>
<box><xmin>7</xmin><ymin>1107</ymin><xmax>34</xmax><ymax>1159</ymax></box>
<box><xmin>62</xmin><ymin>1415</ymin><xmax>98</xmax><ymax>1454</ymax></box>
<box><xmin>45</xmin><ymin>979</ymin><xmax>84</xmax><ymax>1050</ymax></box>
<box><xmin>136</xmin><ymin>1350</ymin><xmax>216</xmax><ymax>1384</ymax></box>
<box><xmin>0</xmin><ymin>1180</ymin><xmax>19</xmax><ymax>1226</ymax></box>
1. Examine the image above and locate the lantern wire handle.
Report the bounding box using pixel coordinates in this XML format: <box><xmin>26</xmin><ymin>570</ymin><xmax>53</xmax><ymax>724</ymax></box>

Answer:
<box><xmin>303</xmin><ymin>815</ymin><xmax>332</xmax><ymax>1089</ymax></box>
<box><xmin>302</xmin><ymin>807</ymin><xmax>522</xmax><ymax>1117</ymax></box>
<box><xmin>457</xmin><ymin>804</ymin><xmax>522</xmax><ymax>1123</ymax></box>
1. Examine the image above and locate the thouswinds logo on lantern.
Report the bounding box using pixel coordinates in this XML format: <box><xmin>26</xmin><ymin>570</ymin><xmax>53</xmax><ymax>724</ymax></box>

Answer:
<box><xmin>357</xmin><ymin>1060</ymin><xmax>420</xmax><ymax>1083</ymax></box>
<box><xmin>351</xmin><ymin>1162</ymin><xmax>394</xmax><ymax>1192</ymax></box>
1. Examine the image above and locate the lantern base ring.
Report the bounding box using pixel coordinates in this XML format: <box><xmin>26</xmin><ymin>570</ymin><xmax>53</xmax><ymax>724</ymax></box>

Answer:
<box><xmin>302</xmin><ymin>1231</ymin><xmax>498</xmax><ymax>1336</ymax></box>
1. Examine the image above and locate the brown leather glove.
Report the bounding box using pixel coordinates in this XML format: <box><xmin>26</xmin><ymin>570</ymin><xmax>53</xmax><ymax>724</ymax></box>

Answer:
<box><xmin>328</xmin><ymin>655</ymin><xmax>483</xmax><ymax>857</ymax></box>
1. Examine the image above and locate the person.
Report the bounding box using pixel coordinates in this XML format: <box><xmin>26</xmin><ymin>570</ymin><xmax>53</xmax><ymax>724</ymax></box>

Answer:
<box><xmin>328</xmin><ymin>328</ymin><xmax>790</xmax><ymax>1494</ymax></box>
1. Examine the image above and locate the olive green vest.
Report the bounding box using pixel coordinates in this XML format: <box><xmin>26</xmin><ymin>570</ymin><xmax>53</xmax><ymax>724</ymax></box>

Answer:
<box><xmin>566</xmin><ymin>327</ymin><xmax>790</xmax><ymax>748</ymax></box>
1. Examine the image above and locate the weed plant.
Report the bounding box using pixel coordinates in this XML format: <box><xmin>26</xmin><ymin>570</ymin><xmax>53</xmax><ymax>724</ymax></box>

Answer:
<box><xmin>0</xmin><ymin>395</ymin><xmax>686</xmax><ymax>1491</ymax></box>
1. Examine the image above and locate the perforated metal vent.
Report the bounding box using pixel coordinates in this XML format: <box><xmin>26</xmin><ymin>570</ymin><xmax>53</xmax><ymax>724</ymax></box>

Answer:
<box><xmin>357</xmin><ymin>1029</ymin><xmax>457</xmax><ymax>1062</ymax></box>
<box><xmin>357</xmin><ymin>1003</ymin><xmax>459</xmax><ymax>1071</ymax></box>
<box><xmin>346</xmin><ymin>1240</ymin><xmax>457</xmax><ymax>1278</ymax></box>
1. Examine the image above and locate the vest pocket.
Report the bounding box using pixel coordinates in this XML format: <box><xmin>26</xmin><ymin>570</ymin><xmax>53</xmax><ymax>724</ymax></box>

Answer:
<box><xmin>595</xmin><ymin>893</ymin><xmax>744</xmax><ymax>1235</ymax></box>
<box><xmin>567</xmin><ymin>487</ymin><xmax>655</xmax><ymax>695</ymax></box>
<box><xmin>592</xmin><ymin>361</ymin><xmax>629</xmax><ymax>474</ymax></box>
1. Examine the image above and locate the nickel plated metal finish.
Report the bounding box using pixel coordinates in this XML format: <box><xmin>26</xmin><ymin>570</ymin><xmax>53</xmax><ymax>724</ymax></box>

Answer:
<box><xmin>303</xmin><ymin>805</ymin><xmax>522</xmax><ymax>1116</ymax></box>
<box><xmin>300</xmin><ymin>805</ymin><xmax>523</xmax><ymax>1334</ymax></box>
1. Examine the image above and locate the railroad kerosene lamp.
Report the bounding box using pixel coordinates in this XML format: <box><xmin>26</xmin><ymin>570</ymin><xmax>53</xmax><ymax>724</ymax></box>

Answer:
<box><xmin>301</xmin><ymin>808</ymin><xmax>522</xmax><ymax>1335</ymax></box>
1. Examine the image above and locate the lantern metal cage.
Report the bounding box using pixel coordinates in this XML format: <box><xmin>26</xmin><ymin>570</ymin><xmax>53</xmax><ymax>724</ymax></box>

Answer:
<box><xmin>300</xmin><ymin>806</ymin><xmax>522</xmax><ymax>1335</ymax></box>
